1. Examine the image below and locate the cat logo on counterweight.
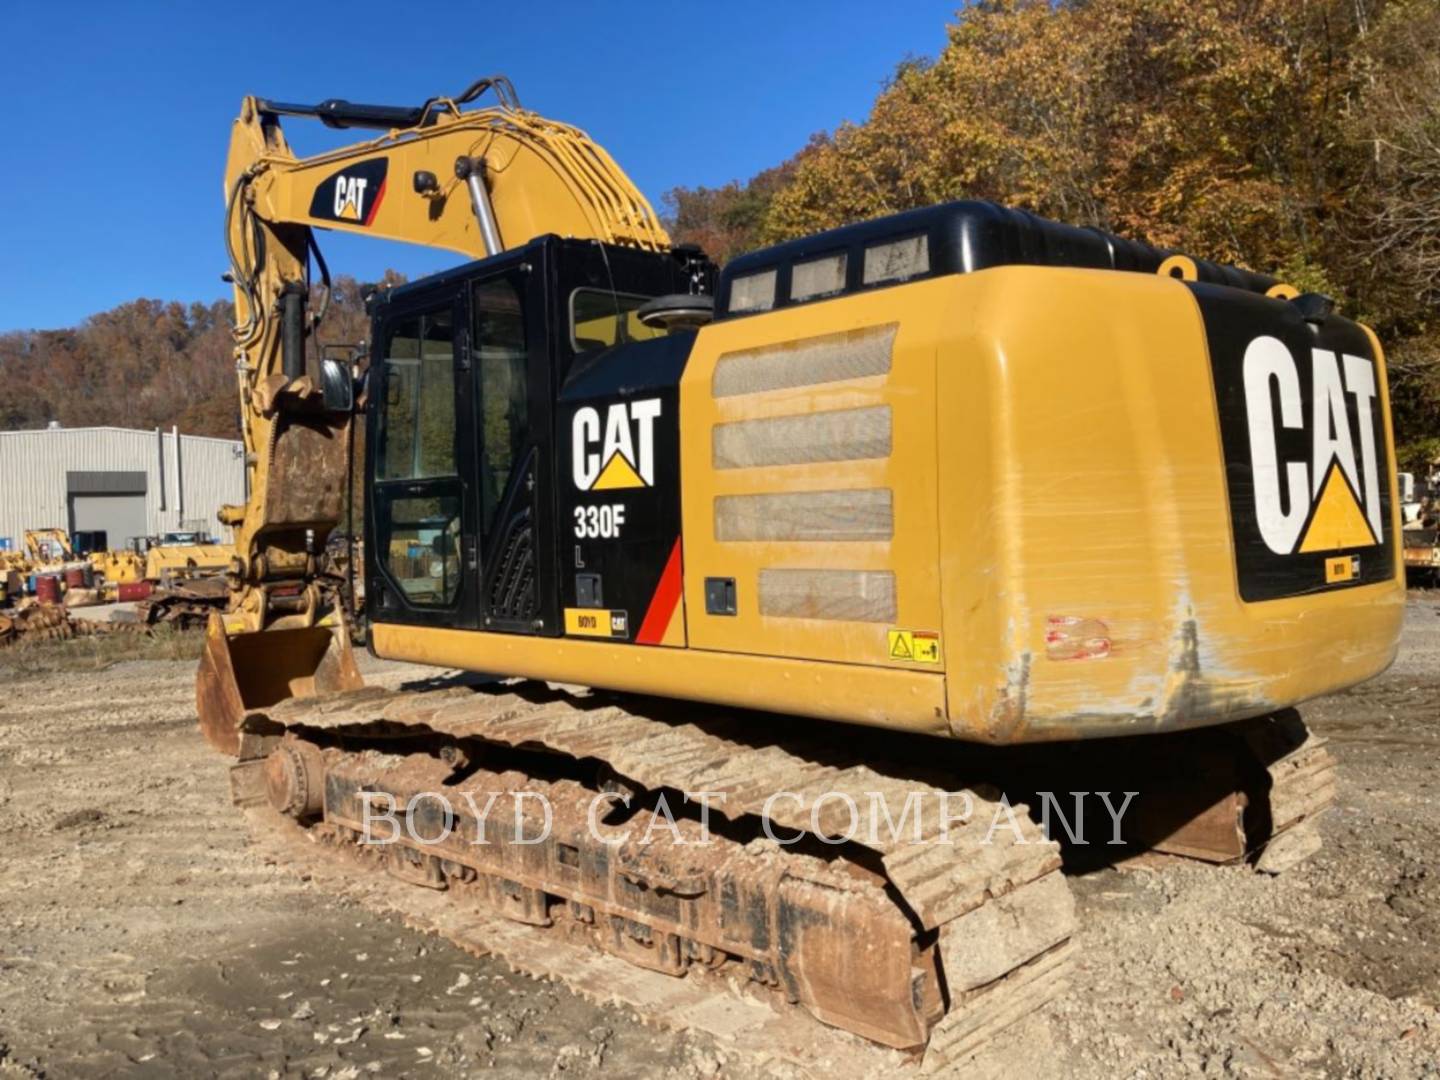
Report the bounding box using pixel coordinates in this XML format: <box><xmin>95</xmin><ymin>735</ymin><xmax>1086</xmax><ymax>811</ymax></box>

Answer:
<box><xmin>1243</xmin><ymin>336</ymin><xmax>1382</xmax><ymax>558</ymax></box>
<box><xmin>1200</xmin><ymin>287</ymin><xmax>1397</xmax><ymax>603</ymax></box>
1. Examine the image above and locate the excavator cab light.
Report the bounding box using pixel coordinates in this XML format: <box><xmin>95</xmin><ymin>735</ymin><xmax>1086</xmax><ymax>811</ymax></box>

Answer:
<box><xmin>1292</xmin><ymin>291</ymin><xmax>1337</xmax><ymax>325</ymax></box>
<box><xmin>637</xmin><ymin>293</ymin><xmax>714</xmax><ymax>330</ymax></box>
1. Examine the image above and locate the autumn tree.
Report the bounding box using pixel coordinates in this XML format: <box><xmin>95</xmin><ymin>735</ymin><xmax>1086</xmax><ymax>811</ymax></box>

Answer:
<box><xmin>664</xmin><ymin>0</ymin><xmax>1438</xmax><ymax>461</ymax></box>
<box><xmin>0</xmin><ymin>271</ymin><xmax>404</xmax><ymax>441</ymax></box>
<box><xmin>663</xmin><ymin>159</ymin><xmax>807</xmax><ymax>265</ymax></box>
<box><xmin>1346</xmin><ymin>0</ymin><xmax>1440</xmax><ymax>467</ymax></box>
<box><xmin>764</xmin><ymin>0</ymin><xmax>1371</xmax><ymax>272</ymax></box>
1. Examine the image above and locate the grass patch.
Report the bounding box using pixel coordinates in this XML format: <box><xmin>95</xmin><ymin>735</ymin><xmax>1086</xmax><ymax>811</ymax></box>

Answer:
<box><xmin>0</xmin><ymin>624</ymin><xmax>204</xmax><ymax>678</ymax></box>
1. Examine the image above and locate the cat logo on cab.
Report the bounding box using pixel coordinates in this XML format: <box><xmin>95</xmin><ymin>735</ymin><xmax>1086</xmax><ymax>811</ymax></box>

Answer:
<box><xmin>572</xmin><ymin>400</ymin><xmax>661</xmax><ymax>491</ymax></box>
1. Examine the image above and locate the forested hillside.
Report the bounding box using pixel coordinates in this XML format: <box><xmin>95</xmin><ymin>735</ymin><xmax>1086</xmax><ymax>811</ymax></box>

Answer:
<box><xmin>666</xmin><ymin>0</ymin><xmax>1440</xmax><ymax>466</ymax></box>
<box><xmin>0</xmin><ymin>274</ymin><xmax>390</xmax><ymax>439</ymax></box>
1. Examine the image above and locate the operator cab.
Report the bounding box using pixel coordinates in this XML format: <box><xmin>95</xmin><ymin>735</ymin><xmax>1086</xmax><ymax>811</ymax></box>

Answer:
<box><xmin>363</xmin><ymin>237</ymin><xmax>712</xmax><ymax>642</ymax></box>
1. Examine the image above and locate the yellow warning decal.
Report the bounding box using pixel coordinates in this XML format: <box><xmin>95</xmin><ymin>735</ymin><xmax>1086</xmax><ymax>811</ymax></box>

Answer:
<box><xmin>564</xmin><ymin>608</ymin><xmax>629</xmax><ymax>639</ymax></box>
<box><xmin>1299</xmin><ymin>462</ymin><xmax>1379</xmax><ymax>553</ymax></box>
<box><xmin>1325</xmin><ymin>555</ymin><xmax>1358</xmax><ymax>584</ymax></box>
<box><xmin>887</xmin><ymin>629</ymin><xmax>941</xmax><ymax>665</ymax></box>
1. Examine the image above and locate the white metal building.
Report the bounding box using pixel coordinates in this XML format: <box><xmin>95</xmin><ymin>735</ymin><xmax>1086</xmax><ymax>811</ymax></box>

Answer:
<box><xmin>0</xmin><ymin>425</ymin><xmax>245</xmax><ymax>551</ymax></box>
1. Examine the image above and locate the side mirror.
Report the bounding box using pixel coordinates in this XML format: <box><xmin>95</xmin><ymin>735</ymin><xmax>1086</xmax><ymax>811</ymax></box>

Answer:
<box><xmin>321</xmin><ymin>356</ymin><xmax>355</xmax><ymax>413</ymax></box>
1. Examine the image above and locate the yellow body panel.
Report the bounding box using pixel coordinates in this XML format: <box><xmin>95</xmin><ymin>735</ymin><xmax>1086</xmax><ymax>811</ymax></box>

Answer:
<box><xmin>678</xmin><ymin>281</ymin><xmax>949</xmax><ymax>672</ymax></box>
<box><xmin>373</xmin><ymin>266</ymin><xmax>1405</xmax><ymax>745</ymax></box>
<box><xmin>931</xmin><ymin>268</ymin><xmax>1403</xmax><ymax>742</ymax></box>
<box><xmin>371</xmin><ymin>622</ymin><xmax>948</xmax><ymax>735</ymax></box>
<box><xmin>90</xmin><ymin>550</ymin><xmax>143</xmax><ymax>584</ymax></box>
<box><xmin>145</xmin><ymin>543</ymin><xmax>232</xmax><ymax>581</ymax></box>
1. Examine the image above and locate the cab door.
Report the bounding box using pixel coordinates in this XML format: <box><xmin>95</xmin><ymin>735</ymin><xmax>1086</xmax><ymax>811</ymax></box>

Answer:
<box><xmin>367</xmin><ymin>286</ymin><xmax>480</xmax><ymax>629</ymax></box>
<box><xmin>468</xmin><ymin>267</ymin><xmax>559</xmax><ymax>636</ymax></box>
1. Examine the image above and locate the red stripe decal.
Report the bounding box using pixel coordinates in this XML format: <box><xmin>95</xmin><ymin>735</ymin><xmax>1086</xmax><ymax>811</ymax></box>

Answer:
<box><xmin>635</xmin><ymin>537</ymin><xmax>683</xmax><ymax>645</ymax></box>
<box><xmin>363</xmin><ymin>178</ymin><xmax>387</xmax><ymax>226</ymax></box>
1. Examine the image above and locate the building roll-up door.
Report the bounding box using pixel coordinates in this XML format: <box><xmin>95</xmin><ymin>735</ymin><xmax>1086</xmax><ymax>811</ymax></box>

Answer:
<box><xmin>67</xmin><ymin>471</ymin><xmax>148</xmax><ymax>549</ymax></box>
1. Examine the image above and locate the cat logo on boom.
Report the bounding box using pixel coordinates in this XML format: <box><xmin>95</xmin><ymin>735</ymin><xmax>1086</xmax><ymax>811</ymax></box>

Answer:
<box><xmin>572</xmin><ymin>399</ymin><xmax>662</xmax><ymax>491</ymax></box>
<box><xmin>307</xmin><ymin>159</ymin><xmax>388</xmax><ymax>227</ymax></box>
<box><xmin>334</xmin><ymin>176</ymin><xmax>368</xmax><ymax>221</ymax></box>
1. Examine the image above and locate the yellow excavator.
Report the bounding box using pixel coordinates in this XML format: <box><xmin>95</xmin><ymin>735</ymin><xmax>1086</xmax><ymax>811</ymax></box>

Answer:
<box><xmin>23</xmin><ymin>528</ymin><xmax>75</xmax><ymax>571</ymax></box>
<box><xmin>141</xmin><ymin>531</ymin><xmax>233</xmax><ymax>584</ymax></box>
<box><xmin>197</xmin><ymin>76</ymin><xmax>1404</xmax><ymax>1069</ymax></box>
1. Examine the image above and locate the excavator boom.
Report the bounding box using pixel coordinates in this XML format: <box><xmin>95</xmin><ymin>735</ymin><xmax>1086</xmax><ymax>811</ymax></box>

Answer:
<box><xmin>203</xmin><ymin>77</ymin><xmax>674</xmax><ymax>738</ymax></box>
<box><xmin>219</xmin><ymin>74</ymin><xmax>667</xmax><ymax>629</ymax></box>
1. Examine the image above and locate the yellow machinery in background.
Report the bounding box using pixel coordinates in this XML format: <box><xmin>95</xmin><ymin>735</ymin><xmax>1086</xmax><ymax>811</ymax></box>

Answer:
<box><xmin>87</xmin><ymin>533</ymin><xmax>231</xmax><ymax>587</ymax></box>
<box><xmin>192</xmin><ymin>75</ymin><xmax>1403</xmax><ymax>1068</ymax></box>
<box><xmin>142</xmin><ymin>534</ymin><xmax>232</xmax><ymax>585</ymax></box>
<box><xmin>90</xmin><ymin>549</ymin><xmax>144</xmax><ymax>585</ymax></box>
<box><xmin>0</xmin><ymin>547</ymin><xmax>29</xmax><ymax>579</ymax></box>
<box><xmin>0</xmin><ymin>528</ymin><xmax>232</xmax><ymax>596</ymax></box>
<box><xmin>22</xmin><ymin>529</ymin><xmax>73</xmax><ymax>572</ymax></box>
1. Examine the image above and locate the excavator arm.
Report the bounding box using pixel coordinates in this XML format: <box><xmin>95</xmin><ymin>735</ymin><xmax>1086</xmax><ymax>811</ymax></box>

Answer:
<box><xmin>218</xmin><ymin>75</ymin><xmax>668</xmax><ymax>636</ymax></box>
<box><xmin>24</xmin><ymin>529</ymin><xmax>73</xmax><ymax>567</ymax></box>
<box><xmin>200</xmin><ymin>76</ymin><xmax>670</xmax><ymax>746</ymax></box>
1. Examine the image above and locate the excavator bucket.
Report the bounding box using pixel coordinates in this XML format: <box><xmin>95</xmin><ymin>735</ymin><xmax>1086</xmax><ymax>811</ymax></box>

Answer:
<box><xmin>196</xmin><ymin>611</ymin><xmax>364</xmax><ymax>757</ymax></box>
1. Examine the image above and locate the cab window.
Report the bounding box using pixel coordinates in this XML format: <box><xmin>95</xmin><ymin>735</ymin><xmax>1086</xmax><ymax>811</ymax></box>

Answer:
<box><xmin>374</xmin><ymin>309</ymin><xmax>462</xmax><ymax>607</ymax></box>
<box><xmin>569</xmin><ymin>289</ymin><xmax>666</xmax><ymax>354</ymax></box>
<box><xmin>474</xmin><ymin>278</ymin><xmax>530</xmax><ymax>537</ymax></box>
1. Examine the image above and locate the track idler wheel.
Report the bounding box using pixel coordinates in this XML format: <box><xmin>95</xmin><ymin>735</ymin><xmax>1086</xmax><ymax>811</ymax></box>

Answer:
<box><xmin>264</xmin><ymin>742</ymin><xmax>327</xmax><ymax>820</ymax></box>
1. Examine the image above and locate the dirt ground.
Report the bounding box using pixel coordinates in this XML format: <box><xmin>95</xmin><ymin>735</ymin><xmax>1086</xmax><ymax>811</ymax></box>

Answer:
<box><xmin>1</xmin><ymin>598</ymin><xmax>1438</xmax><ymax>1078</ymax></box>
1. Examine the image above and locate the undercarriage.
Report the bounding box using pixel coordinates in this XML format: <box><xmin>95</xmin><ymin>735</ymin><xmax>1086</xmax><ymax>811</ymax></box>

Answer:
<box><xmin>215</xmin><ymin>677</ymin><xmax>1334</xmax><ymax>1072</ymax></box>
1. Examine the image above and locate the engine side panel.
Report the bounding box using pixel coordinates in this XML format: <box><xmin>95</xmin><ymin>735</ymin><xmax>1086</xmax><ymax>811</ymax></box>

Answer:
<box><xmin>676</xmin><ymin>279</ymin><xmax>948</xmax><ymax>671</ymax></box>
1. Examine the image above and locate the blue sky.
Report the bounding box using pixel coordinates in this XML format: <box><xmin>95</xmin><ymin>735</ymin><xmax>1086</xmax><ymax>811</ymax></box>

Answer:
<box><xmin>0</xmin><ymin>2</ymin><xmax>957</xmax><ymax>331</ymax></box>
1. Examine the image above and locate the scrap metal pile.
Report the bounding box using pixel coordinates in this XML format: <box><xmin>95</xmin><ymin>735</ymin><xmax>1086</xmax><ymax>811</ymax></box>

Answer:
<box><xmin>0</xmin><ymin>602</ymin><xmax>147</xmax><ymax>648</ymax></box>
<box><xmin>134</xmin><ymin>577</ymin><xmax>231</xmax><ymax>631</ymax></box>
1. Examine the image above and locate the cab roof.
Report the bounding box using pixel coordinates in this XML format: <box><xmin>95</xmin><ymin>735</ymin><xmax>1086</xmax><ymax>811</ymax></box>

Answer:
<box><xmin>715</xmin><ymin>200</ymin><xmax>1278</xmax><ymax>319</ymax></box>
